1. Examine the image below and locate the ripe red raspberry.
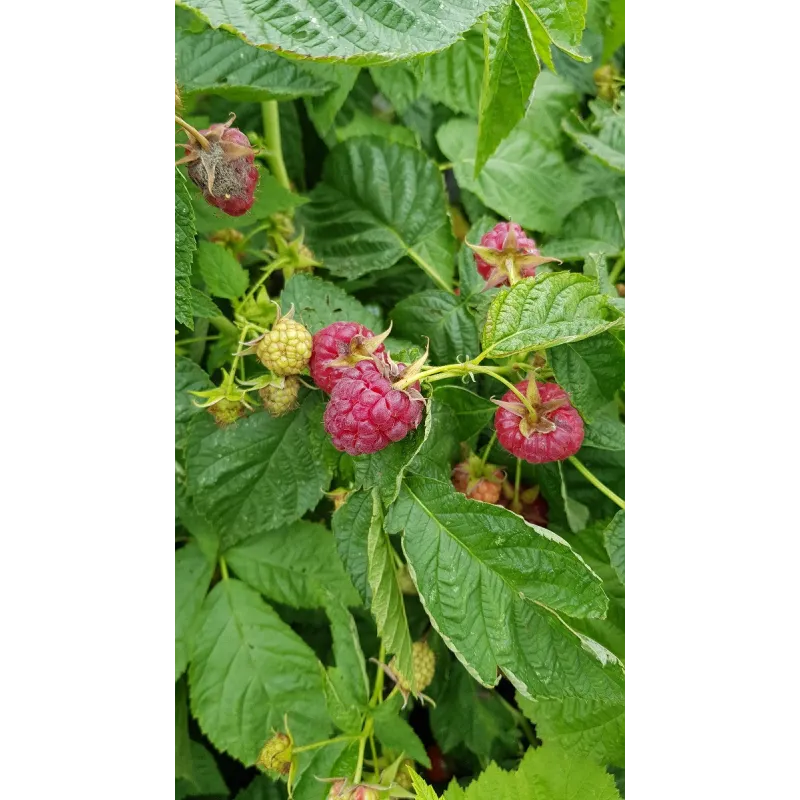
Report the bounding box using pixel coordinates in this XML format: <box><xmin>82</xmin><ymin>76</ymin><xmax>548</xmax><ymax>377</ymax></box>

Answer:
<box><xmin>451</xmin><ymin>457</ymin><xmax>504</xmax><ymax>504</ymax></box>
<box><xmin>310</xmin><ymin>322</ymin><xmax>388</xmax><ymax>394</ymax></box>
<box><xmin>425</xmin><ymin>744</ymin><xmax>452</xmax><ymax>784</ymax></box>
<box><xmin>179</xmin><ymin>115</ymin><xmax>259</xmax><ymax>217</ymax></box>
<box><xmin>494</xmin><ymin>381</ymin><xmax>584</xmax><ymax>463</ymax></box>
<box><xmin>323</xmin><ymin>360</ymin><xmax>424</xmax><ymax>456</ymax></box>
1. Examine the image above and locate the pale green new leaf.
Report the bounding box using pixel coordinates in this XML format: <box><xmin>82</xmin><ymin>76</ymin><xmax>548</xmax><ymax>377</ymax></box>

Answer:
<box><xmin>176</xmin><ymin>541</ymin><xmax>215</xmax><ymax>681</ymax></box>
<box><xmin>481</xmin><ymin>272</ymin><xmax>622</xmax><ymax>357</ymax></box>
<box><xmin>475</xmin><ymin>2</ymin><xmax>539</xmax><ymax>175</ymax></box>
<box><xmin>331</xmin><ymin>490</ymin><xmax>373</xmax><ymax>606</ymax></box>
<box><xmin>176</xmin><ymin>171</ymin><xmax>197</xmax><ymax>328</ymax></box>
<box><xmin>176</xmin><ymin>26</ymin><xmax>337</xmax><ymax>101</ymax></box>
<box><xmin>280</xmin><ymin>274</ymin><xmax>381</xmax><ymax>334</ymax></box>
<box><xmin>197</xmin><ymin>241</ymin><xmax>249</xmax><ymax>300</ymax></box>
<box><xmin>391</xmin><ymin>291</ymin><xmax>480</xmax><ymax>365</ymax></box>
<box><xmin>299</xmin><ymin>138</ymin><xmax>455</xmax><ymax>289</ymax></box>
<box><xmin>371</xmin><ymin>694</ymin><xmax>431</xmax><ymax>767</ymax></box>
<box><xmin>517</xmin><ymin>691</ymin><xmax>625</xmax><ymax>768</ymax></box>
<box><xmin>387</xmin><ymin>477</ymin><xmax>624</xmax><ymax>703</ymax></box>
<box><xmin>367</xmin><ymin>490</ymin><xmax>415</xmax><ymax>684</ymax></box>
<box><xmin>224</xmin><ymin>521</ymin><xmax>360</xmax><ymax>609</ymax></box>
<box><xmin>189</xmin><ymin>580</ymin><xmax>330</xmax><ymax>764</ymax></box>
<box><xmin>548</xmin><ymin>332</ymin><xmax>624</xmax><ymax>421</ymax></box>
<box><xmin>186</xmin><ymin>393</ymin><xmax>337</xmax><ymax>543</ymax></box>
<box><xmin>177</xmin><ymin>0</ymin><xmax>498</xmax><ymax>64</ymax></box>
<box><xmin>603</xmin><ymin>511</ymin><xmax>625</xmax><ymax>585</ymax></box>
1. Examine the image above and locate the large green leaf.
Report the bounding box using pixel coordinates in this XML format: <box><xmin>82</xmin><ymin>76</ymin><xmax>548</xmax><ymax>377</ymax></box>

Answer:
<box><xmin>176</xmin><ymin>171</ymin><xmax>197</xmax><ymax>328</ymax></box>
<box><xmin>224</xmin><ymin>521</ymin><xmax>360</xmax><ymax>609</ymax></box>
<box><xmin>186</xmin><ymin>393</ymin><xmax>337</xmax><ymax>543</ymax></box>
<box><xmin>189</xmin><ymin>579</ymin><xmax>330</xmax><ymax>764</ymax></box>
<box><xmin>475</xmin><ymin>2</ymin><xmax>540</xmax><ymax>175</ymax></box>
<box><xmin>386</xmin><ymin>477</ymin><xmax>624</xmax><ymax>703</ymax></box>
<box><xmin>292</xmin><ymin>740</ymin><xmax>358</xmax><ymax>800</ymax></box>
<box><xmin>331</xmin><ymin>490</ymin><xmax>373</xmax><ymax>606</ymax></box>
<box><xmin>176</xmin><ymin>357</ymin><xmax>213</xmax><ymax>450</ymax></box>
<box><xmin>366</xmin><ymin>490</ymin><xmax>415</xmax><ymax>684</ymax></box>
<box><xmin>280</xmin><ymin>274</ymin><xmax>381</xmax><ymax>334</ymax></box>
<box><xmin>176</xmin><ymin>26</ymin><xmax>337</xmax><ymax>101</ymax></box>
<box><xmin>234</xmin><ymin>775</ymin><xmax>286</xmax><ymax>800</ymax></box>
<box><xmin>548</xmin><ymin>332</ymin><xmax>624</xmax><ymax>421</ymax></box>
<box><xmin>563</xmin><ymin>97</ymin><xmax>625</xmax><ymax>174</ymax></box>
<box><xmin>196</xmin><ymin>241</ymin><xmax>249</xmax><ymax>299</ymax></box>
<box><xmin>175</xmin><ymin>679</ymin><xmax>194</xmax><ymax>783</ymax></box>
<box><xmin>518</xmin><ymin>691</ymin><xmax>625</xmax><ymax>768</ymax></box>
<box><xmin>299</xmin><ymin>138</ymin><xmax>455</xmax><ymax>290</ymax></box>
<box><xmin>433</xmin><ymin>385</ymin><xmax>496</xmax><ymax>442</ymax></box>
<box><xmin>305</xmin><ymin>65</ymin><xmax>360</xmax><ymax>136</ymax></box>
<box><xmin>175</xmin><ymin>740</ymin><xmax>229</xmax><ymax>798</ymax></box>
<box><xmin>582</xmin><ymin>404</ymin><xmax>625</xmax><ymax>451</ymax></box>
<box><xmin>175</xmin><ymin>542</ymin><xmax>215</xmax><ymax>681</ymax></box>
<box><xmin>481</xmin><ymin>272</ymin><xmax>622</xmax><ymax>357</ymax></box>
<box><xmin>391</xmin><ymin>291</ymin><xmax>480</xmax><ymax>365</ymax></box>
<box><xmin>371</xmin><ymin>694</ymin><xmax>430</xmax><ymax>767</ymax></box>
<box><xmin>176</xmin><ymin>0</ymin><xmax>497</xmax><ymax>64</ymax></box>
<box><xmin>420</xmin><ymin>29</ymin><xmax>484</xmax><ymax>115</ymax></box>
<box><xmin>440</xmin><ymin>743</ymin><xmax>620</xmax><ymax>800</ymax></box>
<box><xmin>541</xmin><ymin>197</ymin><xmax>625</xmax><ymax>261</ymax></box>
<box><xmin>603</xmin><ymin>511</ymin><xmax>625</xmax><ymax>585</ymax></box>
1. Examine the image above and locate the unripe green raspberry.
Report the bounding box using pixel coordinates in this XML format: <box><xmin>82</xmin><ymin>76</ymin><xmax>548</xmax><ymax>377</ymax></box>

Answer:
<box><xmin>207</xmin><ymin>398</ymin><xmax>246</xmax><ymax>427</ymax></box>
<box><xmin>257</xmin><ymin>732</ymin><xmax>293</xmax><ymax>776</ymax></box>
<box><xmin>390</xmin><ymin>641</ymin><xmax>436</xmax><ymax>694</ymax></box>
<box><xmin>397</xmin><ymin>564</ymin><xmax>417</xmax><ymax>596</ymax></box>
<box><xmin>259</xmin><ymin>376</ymin><xmax>300</xmax><ymax>417</ymax></box>
<box><xmin>257</xmin><ymin>318</ymin><xmax>313</xmax><ymax>375</ymax></box>
<box><xmin>396</xmin><ymin>760</ymin><xmax>415</xmax><ymax>790</ymax></box>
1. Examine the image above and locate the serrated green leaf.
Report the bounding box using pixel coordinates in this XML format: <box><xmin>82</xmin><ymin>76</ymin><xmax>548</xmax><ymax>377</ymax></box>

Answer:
<box><xmin>583</xmin><ymin>253</ymin><xmax>616</xmax><ymax>297</ymax></box>
<box><xmin>189</xmin><ymin>579</ymin><xmax>330</xmax><ymax>764</ymax></box>
<box><xmin>386</xmin><ymin>476</ymin><xmax>623</xmax><ymax>702</ymax></box>
<box><xmin>305</xmin><ymin>65</ymin><xmax>360</xmax><ymax>136</ymax></box>
<box><xmin>176</xmin><ymin>171</ymin><xmax>197</xmax><ymax>329</ymax></box>
<box><xmin>176</xmin><ymin>678</ymin><xmax>194</xmax><ymax>783</ymax></box>
<box><xmin>299</xmin><ymin>138</ymin><xmax>455</xmax><ymax>290</ymax></box>
<box><xmin>429</xmin><ymin>657</ymin><xmax>518</xmax><ymax>761</ymax></box>
<box><xmin>410</xmin><ymin>768</ymin><xmax>439</xmax><ymax>800</ymax></box>
<box><xmin>175</xmin><ymin>740</ymin><xmax>229</xmax><ymax>798</ymax></box>
<box><xmin>367</xmin><ymin>490</ymin><xmax>415</xmax><ymax>684</ymax></box>
<box><xmin>335</xmin><ymin>108</ymin><xmax>419</xmax><ymax>147</ymax></box>
<box><xmin>433</xmin><ymin>386</ymin><xmax>496</xmax><ymax>442</ymax></box>
<box><xmin>177</xmin><ymin>478</ymin><xmax>221</xmax><ymax>562</ymax></box>
<box><xmin>408</xmin><ymin>400</ymin><xmax>460</xmax><ymax>481</ymax></box>
<box><xmin>603</xmin><ymin>511</ymin><xmax>624</xmax><ymax>585</ymax></box>
<box><xmin>601</xmin><ymin>0</ymin><xmax>625</xmax><ymax>62</ymax></box>
<box><xmin>191</xmin><ymin>168</ymin><xmax>307</xmax><ymax>234</ymax></box>
<box><xmin>197</xmin><ymin>241</ymin><xmax>249</xmax><ymax>299</ymax></box>
<box><xmin>224</xmin><ymin>521</ymin><xmax>360</xmax><ymax>609</ymax></box>
<box><xmin>481</xmin><ymin>272</ymin><xmax>622</xmax><ymax>357</ymax></box>
<box><xmin>292</xmin><ymin>740</ymin><xmax>359</xmax><ymax>800</ymax></box>
<box><xmin>541</xmin><ymin>197</ymin><xmax>625</xmax><ymax>261</ymax></box>
<box><xmin>372</xmin><ymin>694</ymin><xmax>431</xmax><ymax>767</ymax></box>
<box><xmin>176</xmin><ymin>541</ymin><xmax>215</xmax><ymax>681</ymax></box>
<box><xmin>370</xmin><ymin>64</ymin><xmax>420</xmax><ymax>114</ymax></box>
<box><xmin>325</xmin><ymin>596</ymin><xmax>370</xmax><ymax>705</ymax></box>
<box><xmin>582</xmin><ymin>404</ymin><xmax>625</xmax><ymax>451</ymax></box>
<box><xmin>517</xmin><ymin>690</ymin><xmax>625</xmax><ymax>768</ymax></box>
<box><xmin>520</xmin><ymin>0</ymin><xmax>589</xmax><ymax>59</ymax></box>
<box><xmin>475</xmin><ymin>3</ymin><xmax>539</xmax><ymax>175</ymax></box>
<box><xmin>176</xmin><ymin>357</ymin><xmax>213</xmax><ymax>450</ymax></box>
<box><xmin>421</xmin><ymin>29</ymin><xmax>484</xmax><ymax>115</ymax></box>
<box><xmin>176</xmin><ymin>26</ymin><xmax>337</xmax><ymax>101</ymax></box>
<box><xmin>548</xmin><ymin>333</ymin><xmax>624</xmax><ymax>421</ymax></box>
<box><xmin>186</xmin><ymin>393</ymin><xmax>337</xmax><ymax>543</ymax></box>
<box><xmin>280</xmin><ymin>274</ymin><xmax>381</xmax><ymax>334</ymax></box>
<box><xmin>322</xmin><ymin>667</ymin><xmax>364</xmax><ymax>734</ymax></box>
<box><xmin>234</xmin><ymin>775</ymin><xmax>286</xmax><ymax>800</ymax></box>
<box><xmin>331</xmin><ymin>490</ymin><xmax>373</xmax><ymax>606</ymax></box>
<box><xmin>391</xmin><ymin>291</ymin><xmax>479</xmax><ymax>365</ymax></box>
<box><xmin>177</xmin><ymin>0</ymin><xmax>498</xmax><ymax>65</ymax></box>
<box><xmin>563</xmin><ymin>99</ymin><xmax>625</xmax><ymax>174</ymax></box>
<box><xmin>353</xmin><ymin>403</ymin><xmax>432</xmax><ymax>507</ymax></box>
<box><xmin>191</xmin><ymin>288</ymin><xmax>223</xmax><ymax>319</ymax></box>
<box><xmin>449</xmin><ymin>743</ymin><xmax>620</xmax><ymax>799</ymax></box>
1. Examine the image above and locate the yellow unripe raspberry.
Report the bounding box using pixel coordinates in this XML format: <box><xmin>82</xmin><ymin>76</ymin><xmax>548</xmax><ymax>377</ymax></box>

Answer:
<box><xmin>257</xmin><ymin>732</ymin><xmax>293</xmax><ymax>776</ymax></box>
<box><xmin>259</xmin><ymin>376</ymin><xmax>300</xmax><ymax>417</ymax></box>
<box><xmin>257</xmin><ymin>318</ymin><xmax>313</xmax><ymax>376</ymax></box>
<box><xmin>390</xmin><ymin>640</ymin><xmax>436</xmax><ymax>694</ymax></box>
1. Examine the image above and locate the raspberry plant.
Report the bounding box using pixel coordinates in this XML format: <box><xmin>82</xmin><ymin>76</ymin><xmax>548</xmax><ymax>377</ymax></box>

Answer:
<box><xmin>175</xmin><ymin>1</ymin><xmax>624</xmax><ymax>797</ymax></box>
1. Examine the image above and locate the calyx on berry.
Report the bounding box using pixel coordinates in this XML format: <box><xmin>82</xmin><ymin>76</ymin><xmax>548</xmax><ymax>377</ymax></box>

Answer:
<box><xmin>467</xmin><ymin>221</ymin><xmax>560</xmax><ymax>287</ymax></box>
<box><xmin>189</xmin><ymin>372</ymin><xmax>253</xmax><ymax>427</ymax></box>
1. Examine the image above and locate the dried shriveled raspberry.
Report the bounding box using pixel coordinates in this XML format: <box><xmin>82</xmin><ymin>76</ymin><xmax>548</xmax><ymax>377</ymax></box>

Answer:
<box><xmin>390</xmin><ymin>641</ymin><xmax>436</xmax><ymax>695</ymax></box>
<box><xmin>178</xmin><ymin>114</ymin><xmax>259</xmax><ymax>217</ymax></box>
<box><xmin>451</xmin><ymin>456</ymin><xmax>504</xmax><ymax>504</ymax></box>
<box><xmin>257</xmin><ymin>733</ymin><xmax>293</xmax><ymax>776</ymax></box>
<box><xmin>259</xmin><ymin>376</ymin><xmax>299</xmax><ymax>417</ymax></box>
<box><xmin>494</xmin><ymin>381</ymin><xmax>584</xmax><ymax>463</ymax></box>
<box><xmin>257</xmin><ymin>318</ymin><xmax>313</xmax><ymax>376</ymax></box>
<box><xmin>323</xmin><ymin>360</ymin><xmax>424</xmax><ymax>456</ymax></box>
<box><xmin>310</xmin><ymin>322</ymin><xmax>389</xmax><ymax>394</ymax></box>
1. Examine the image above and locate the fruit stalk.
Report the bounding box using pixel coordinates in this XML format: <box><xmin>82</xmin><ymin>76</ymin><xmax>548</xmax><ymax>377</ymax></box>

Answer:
<box><xmin>261</xmin><ymin>101</ymin><xmax>292</xmax><ymax>191</ymax></box>
<box><xmin>568</xmin><ymin>456</ymin><xmax>625</xmax><ymax>509</ymax></box>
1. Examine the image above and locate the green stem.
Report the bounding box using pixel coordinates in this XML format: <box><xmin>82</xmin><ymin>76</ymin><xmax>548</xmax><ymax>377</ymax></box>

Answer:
<box><xmin>369</xmin><ymin>643</ymin><xmax>387</xmax><ymax>706</ymax></box>
<box><xmin>368</xmin><ymin>733</ymin><xmax>379</xmax><ymax>778</ymax></box>
<box><xmin>514</xmin><ymin>459</ymin><xmax>522</xmax><ymax>507</ymax></box>
<box><xmin>479</xmin><ymin>431</ymin><xmax>497</xmax><ymax>469</ymax></box>
<box><xmin>471</xmin><ymin>365</ymin><xmax>537</xmax><ymax>418</ymax></box>
<box><xmin>261</xmin><ymin>101</ymin><xmax>291</xmax><ymax>191</ymax></box>
<box><xmin>219</xmin><ymin>556</ymin><xmax>230</xmax><ymax>581</ymax></box>
<box><xmin>176</xmin><ymin>334</ymin><xmax>221</xmax><ymax>346</ymax></box>
<box><xmin>223</xmin><ymin>324</ymin><xmax>252</xmax><ymax>393</ymax></box>
<box><xmin>293</xmin><ymin>735</ymin><xmax>359</xmax><ymax>754</ymax></box>
<box><xmin>353</xmin><ymin>720</ymin><xmax>371</xmax><ymax>783</ymax></box>
<box><xmin>568</xmin><ymin>456</ymin><xmax>625</xmax><ymax>509</ymax></box>
<box><xmin>240</xmin><ymin>262</ymin><xmax>278</xmax><ymax>308</ymax></box>
<box><xmin>608</xmin><ymin>251</ymin><xmax>625</xmax><ymax>284</ymax></box>
<box><xmin>407</xmin><ymin>247</ymin><xmax>455</xmax><ymax>294</ymax></box>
